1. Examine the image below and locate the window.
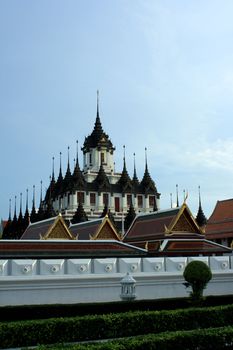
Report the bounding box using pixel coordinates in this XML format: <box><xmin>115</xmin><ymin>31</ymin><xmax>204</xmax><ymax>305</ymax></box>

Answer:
<box><xmin>149</xmin><ymin>196</ymin><xmax>155</xmax><ymax>207</ymax></box>
<box><xmin>90</xmin><ymin>193</ymin><xmax>96</xmax><ymax>206</ymax></box>
<box><xmin>115</xmin><ymin>197</ymin><xmax>120</xmax><ymax>212</ymax></box>
<box><xmin>77</xmin><ymin>192</ymin><xmax>84</xmax><ymax>204</ymax></box>
<box><xmin>101</xmin><ymin>152</ymin><xmax>105</xmax><ymax>164</ymax></box>
<box><xmin>137</xmin><ymin>195</ymin><xmax>143</xmax><ymax>208</ymax></box>
<box><xmin>127</xmin><ymin>194</ymin><xmax>132</xmax><ymax>206</ymax></box>
<box><xmin>103</xmin><ymin>193</ymin><xmax>109</xmax><ymax>206</ymax></box>
<box><xmin>89</xmin><ymin>153</ymin><xmax>92</xmax><ymax>165</ymax></box>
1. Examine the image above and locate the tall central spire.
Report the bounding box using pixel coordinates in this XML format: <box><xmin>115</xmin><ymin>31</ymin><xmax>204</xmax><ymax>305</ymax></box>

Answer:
<box><xmin>82</xmin><ymin>92</ymin><xmax>114</xmax><ymax>150</ymax></box>
<box><xmin>97</xmin><ymin>89</ymin><xmax>100</xmax><ymax>119</ymax></box>
<box><xmin>93</xmin><ymin>90</ymin><xmax>104</xmax><ymax>137</ymax></box>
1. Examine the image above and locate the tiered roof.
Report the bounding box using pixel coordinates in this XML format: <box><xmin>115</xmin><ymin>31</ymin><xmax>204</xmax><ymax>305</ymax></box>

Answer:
<box><xmin>21</xmin><ymin>215</ymin><xmax>74</xmax><ymax>240</ymax></box>
<box><xmin>123</xmin><ymin>203</ymin><xmax>230</xmax><ymax>255</ymax></box>
<box><xmin>70</xmin><ymin>216</ymin><xmax>121</xmax><ymax>241</ymax></box>
<box><xmin>82</xmin><ymin>93</ymin><xmax>115</xmax><ymax>152</ymax></box>
<box><xmin>205</xmin><ymin>199</ymin><xmax>233</xmax><ymax>240</ymax></box>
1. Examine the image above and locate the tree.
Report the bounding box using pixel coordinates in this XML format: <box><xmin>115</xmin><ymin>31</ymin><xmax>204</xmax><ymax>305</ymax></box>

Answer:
<box><xmin>183</xmin><ymin>260</ymin><xmax>212</xmax><ymax>303</ymax></box>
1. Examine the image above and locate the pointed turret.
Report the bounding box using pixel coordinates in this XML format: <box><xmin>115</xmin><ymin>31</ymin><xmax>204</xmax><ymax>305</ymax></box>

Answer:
<box><xmin>117</xmin><ymin>146</ymin><xmax>132</xmax><ymax>193</ymax></box>
<box><xmin>132</xmin><ymin>153</ymin><xmax>139</xmax><ymax>191</ymax></box>
<box><xmin>30</xmin><ymin>185</ymin><xmax>38</xmax><ymax>223</ymax></box>
<box><xmin>72</xmin><ymin>141</ymin><xmax>86</xmax><ymax>190</ymax></box>
<box><xmin>100</xmin><ymin>203</ymin><xmax>108</xmax><ymax>218</ymax></box>
<box><xmin>22</xmin><ymin>189</ymin><xmax>30</xmax><ymax>231</ymax></box>
<box><xmin>82</xmin><ymin>91</ymin><xmax>114</xmax><ymax>151</ymax></box>
<box><xmin>45</xmin><ymin>157</ymin><xmax>56</xmax><ymax>202</ymax></box>
<box><xmin>140</xmin><ymin>148</ymin><xmax>157</xmax><ymax>194</ymax></box>
<box><xmin>53</xmin><ymin>152</ymin><xmax>63</xmax><ymax>198</ymax></box>
<box><xmin>2</xmin><ymin>199</ymin><xmax>12</xmax><ymax>239</ymax></box>
<box><xmin>124</xmin><ymin>200</ymin><xmax>136</xmax><ymax>231</ymax></box>
<box><xmin>82</xmin><ymin>92</ymin><xmax>115</xmax><ymax>174</ymax></box>
<box><xmin>93</xmin><ymin>162</ymin><xmax>111</xmax><ymax>192</ymax></box>
<box><xmin>71</xmin><ymin>201</ymin><xmax>88</xmax><ymax>224</ymax></box>
<box><xmin>44</xmin><ymin>200</ymin><xmax>56</xmax><ymax>220</ymax></box>
<box><xmin>99</xmin><ymin>204</ymin><xmax>116</xmax><ymax>226</ymax></box>
<box><xmin>196</xmin><ymin>186</ymin><xmax>207</xmax><ymax>227</ymax></box>
<box><xmin>16</xmin><ymin>192</ymin><xmax>24</xmax><ymax>238</ymax></box>
<box><xmin>37</xmin><ymin>181</ymin><xmax>45</xmax><ymax>221</ymax></box>
<box><xmin>62</xmin><ymin>146</ymin><xmax>73</xmax><ymax>194</ymax></box>
<box><xmin>10</xmin><ymin>196</ymin><xmax>18</xmax><ymax>239</ymax></box>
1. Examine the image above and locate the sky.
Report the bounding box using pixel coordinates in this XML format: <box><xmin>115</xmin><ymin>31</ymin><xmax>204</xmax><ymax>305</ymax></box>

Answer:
<box><xmin>1</xmin><ymin>0</ymin><xmax>233</xmax><ymax>220</ymax></box>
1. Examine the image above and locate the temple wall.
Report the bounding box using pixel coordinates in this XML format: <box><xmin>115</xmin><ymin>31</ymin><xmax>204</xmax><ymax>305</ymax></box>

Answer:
<box><xmin>0</xmin><ymin>255</ymin><xmax>232</xmax><ymax>306</ymax></box>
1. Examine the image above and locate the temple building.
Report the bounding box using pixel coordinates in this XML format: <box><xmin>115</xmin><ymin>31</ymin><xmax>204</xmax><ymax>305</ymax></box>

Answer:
<box><xmin>2</xmin><ymin>94</ymin><xmax>160</xmax><ymax>239</ymax></box>
<box><xmin>43</xmin><ymin>93</ymin><xmax>160</xmax><ymax>225</ymax></box>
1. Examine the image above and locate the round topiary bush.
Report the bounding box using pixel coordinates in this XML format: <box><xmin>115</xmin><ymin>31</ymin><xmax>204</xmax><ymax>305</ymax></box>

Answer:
<box><xmin>183</xmin><ymin>260</ymin><xmax>212</xmax><ymax>302</ymax></box>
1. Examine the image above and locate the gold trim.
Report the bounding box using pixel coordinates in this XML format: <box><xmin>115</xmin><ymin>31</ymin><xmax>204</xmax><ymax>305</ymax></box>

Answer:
<box><xmin>165</xmin><ymin>203</ymin><xmax>204</xmax><ymax>235</ymax></box>
<box><xmin>92</xmin><ymin>216</ymin><xmax>121</xmax><ymax>241</ymax></box>
<box><xmin>42</xmin><ymin>216</ymin><xmax>75</xmax><ymax>240</ymax></box>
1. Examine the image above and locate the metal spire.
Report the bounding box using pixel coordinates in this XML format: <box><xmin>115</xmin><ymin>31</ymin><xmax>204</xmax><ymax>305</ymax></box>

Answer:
<box><xmin>145</xmin><ymin>147</ymin><xmax>148</xmax><ymax>169</ymax></box>
<box><xmin>52</xmin><ymin>156</ymin><xmax>55</xmax><ymax>180</ymax></box>
<box><xmin>67</xmin><ymin>146</ymin><xmax>70</xmax><ymax>170</ymax></box>
<box><xmin>59</xmin><ymin>152</ymin><xmax>62</xmax><ymax>175</ymax></box>
<box><xmin>40</xmin><ymin>180</ymin><xmax>43</xmax><ymax>203</ymax></box>
<box><xmin>76</xmin><ymin>140</ymin><xmax>79</xmax><ymax>166</ymax></box>
<box><xmin>19</xmin><ymin>192</ymin><xmax>22</xmax><ymax>215</ymax></box>
<box><xmin>97</xmin><ymin>90</ymin><xmax>99</xmax><ymax>118</ymax></box>
<box><xmin>33</xmin><ymin>185</ymin><xmax>35</xmax><ymax>206</ymax></box>
<box><xmin>8</xmin><ymin>198</ymin><xmax>11</xmax><ymax>220</ymax></box>
<box><xmin>176</xmin><ymin>184</ymin><xmax>179</xmax><ymax>207</ymax></box>
<box><xmin>14</xmin><ymin>195</ymin><xmax>17</xmax><ymax>218</ymax></box>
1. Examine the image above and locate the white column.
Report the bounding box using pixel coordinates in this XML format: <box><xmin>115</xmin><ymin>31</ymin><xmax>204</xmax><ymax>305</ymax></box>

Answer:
<box><xmin>122</xmin><ymin>195</ymin><xmax>127</xmax><ymax>213</ymax></box>
<box><xmin>144</xmin><ymin>196</ymin><xmax>149</xmax><ymax>212</ymax></box>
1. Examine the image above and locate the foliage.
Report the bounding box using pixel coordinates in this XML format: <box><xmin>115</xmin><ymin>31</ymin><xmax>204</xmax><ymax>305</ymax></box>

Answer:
<box><xmin>183</xmin><ymin>260</ymin><xmax>212</xmax><ymax>302</ymax></box>
<box><xmin>1</xmin><ymin>304</ymin><xmax>233</xmax><ymax>348</ymax></box>
<box><xmin>36</xmin><ymin>326</ymin><xmax>233</xmax><ymax>349</ymax></box>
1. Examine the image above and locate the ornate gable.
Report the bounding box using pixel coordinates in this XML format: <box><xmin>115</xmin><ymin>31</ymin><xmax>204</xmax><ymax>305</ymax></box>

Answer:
<box><xmin>165</xmin><ymin>203</ymin><xmax>204</xmax><ymax>236</ymax></box>
<box><xmin>90</xmin><ymin>217</ymin><xmax>121</xmax><ymax>241</ymax></box>
<box><xmin>42</xmin><ymin>216</ymin><xmax>74</xmax><ymax>240</ymax></box>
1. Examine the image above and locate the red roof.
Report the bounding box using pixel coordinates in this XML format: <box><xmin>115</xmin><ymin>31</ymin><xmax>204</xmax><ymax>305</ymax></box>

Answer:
<box><xmin>69</xmin><ymin>218</ymin><xmax>103</xmax><ymax>239</ymax></box>
<box><xmin>21</xmin><ymin>217</ymin><xmax>57</xmax><ymax>239</ymax></box>
<box><xmin>0</xmin><ymin>240</ymin><xmax>147</xmax><ymax>258</ymax></box>
<box><xmin>124</xmin><ymin>208</ymin><xmax>179</xmax><ymax>242</ymax></box>
<box><xmin>206</xmin><ymin>199</ymin><xmax>233</xmax><ymax>239</ymax></box>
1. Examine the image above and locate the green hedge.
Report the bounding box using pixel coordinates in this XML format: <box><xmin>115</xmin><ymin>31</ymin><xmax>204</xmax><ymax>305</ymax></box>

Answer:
<box><xmin>34</xmin><ymin>327</ymin><xmax>233</xmax><ymax>350</ymax></box>
<box><xmin>1</xmin><ymin>305</ymin><xmax>233</xmax><ymax>349</ymax></box>
<box><xmin>2</xmin><ymin>295</ymin><xmax>233</xmax><ymax>322</ymax></box>
<box><xmin>35</xmin><ymin>326</ymin><xmax>233</xmax><ymax>350</ymax></box>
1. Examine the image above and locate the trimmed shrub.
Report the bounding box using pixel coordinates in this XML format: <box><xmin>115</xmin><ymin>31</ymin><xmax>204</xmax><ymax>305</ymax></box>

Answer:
<box><xmin>183</xmin><ymin>260</ymin><xmax>212</xmax><ymax>302</ymax></box>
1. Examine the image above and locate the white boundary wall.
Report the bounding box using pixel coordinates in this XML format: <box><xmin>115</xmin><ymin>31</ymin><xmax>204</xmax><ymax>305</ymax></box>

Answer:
<box><xmin>0</xmin><ymin>256</ymin><xmax>232</xmax><ymax>306</ymax></box>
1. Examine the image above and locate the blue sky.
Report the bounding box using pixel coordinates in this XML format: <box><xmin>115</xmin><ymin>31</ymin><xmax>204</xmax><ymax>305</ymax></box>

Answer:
<box><xmin>1</xmin><ymin>0</ymin><xmax>233</xmax><ymax>219</ymax></box>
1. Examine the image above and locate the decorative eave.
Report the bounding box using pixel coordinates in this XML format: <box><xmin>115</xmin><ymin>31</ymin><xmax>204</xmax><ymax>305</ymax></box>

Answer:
<box><xmin>41</xmin><ymin>215</ymin><xmax>75</xmax><ymax>240</ymax></box>
<box><xmin>165</xmin><ymin>203</ymin><xmax>204</xmax><ymax>235</ymax></box>
<box><xmin>90</xmin><ymin>216</ymin><xmax>121</xmax><ymax>241</ymax></box>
